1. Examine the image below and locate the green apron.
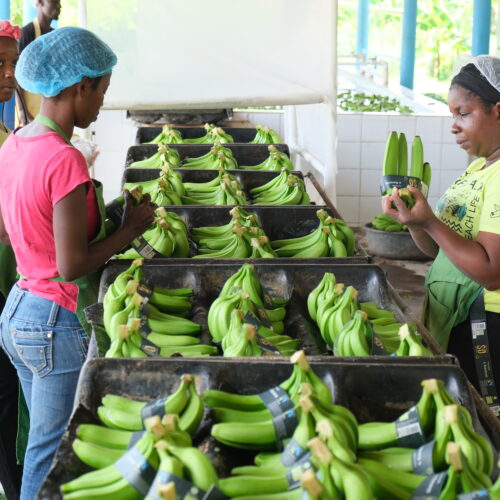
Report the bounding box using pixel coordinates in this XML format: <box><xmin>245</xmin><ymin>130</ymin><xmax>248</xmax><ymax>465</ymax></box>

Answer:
<box><xmin>421</xmin><ymin>249</ymin><xmax>482</xmax><ymax>349</ymax></box>
<box><xmin>16</xmin><ymin>115</ymin><xmax>109</xmax><ymax>461</ymax></box>
<box><xmin>0</xmin><ymin>243</ymin><xmax>16</xmax><ymax>299</ymax></box>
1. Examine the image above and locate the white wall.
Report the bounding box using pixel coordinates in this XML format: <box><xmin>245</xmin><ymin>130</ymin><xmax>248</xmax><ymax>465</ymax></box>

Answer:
<box><xmin>336</xmin><ymin>112</ymin><xmax>469</xmax><ymax>226</ymax></box>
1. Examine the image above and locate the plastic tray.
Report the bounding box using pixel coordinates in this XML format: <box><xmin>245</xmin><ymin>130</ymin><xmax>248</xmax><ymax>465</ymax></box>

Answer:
<box><xmin>136</xmin><ymin>126</ymin><xmax>281</xmax><ymax>145</ymax></box>
<box><xmin>125</xmin><ymin>143</ymin><xmax>290</xmax><ymax>167</ymax></box>
<box><xmin>128</xmin><ymin>205</ymin><xmax>368</xmax><ymax>262</ymax></box>
<box><xmin>39</xmin><ymin>357</ymin><xmax>485</xmax><ymax>500</ymax></box>
<box><xmin>121</xmin><ymin>168</ymin><xmax>328</xmax><ymax>207</ymax></box>
<box><xmin>87</xmin><ymin>262</ymin><xmax>422</xmax><ymax>358</ymax></box>
<box><xmin>166</xmin><ymin>205</ymin><xmax>368</xmax><ymax>259</ymax></box>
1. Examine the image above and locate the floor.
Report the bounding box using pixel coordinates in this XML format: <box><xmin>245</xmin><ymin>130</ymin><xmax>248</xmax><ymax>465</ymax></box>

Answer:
<box><xmin>356</xmin><ymin>227</ymin><xmax>432</xmax><ymax>318</ymax></box>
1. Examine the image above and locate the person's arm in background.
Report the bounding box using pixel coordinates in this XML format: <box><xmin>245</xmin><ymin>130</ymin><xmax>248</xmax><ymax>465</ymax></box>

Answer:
<box><xmin>383</xmin><ymin>186</ymin><xmax>500</xmax><ymax>290</ymax></box>
<box><xmin>16</xmin><ymin>24</ymin><xmax>35</xmax><ymax>126</ymax></box>
<box><xmin>53</xmin><ymin>185</ymin><xmax>155</xmax><ymax>281</ymax></box>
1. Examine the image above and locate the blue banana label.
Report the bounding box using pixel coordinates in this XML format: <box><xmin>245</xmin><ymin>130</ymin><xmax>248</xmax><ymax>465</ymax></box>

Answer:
<box><xmin>412</xmin><ymin>439</ymin><xmax>435</xmax><ymax>475</ymax></box>
<box><xmin>272</xmin><ymin>408</ymin><xmax>298</xmax><ymax>442</ymax></box>
<box><xmin>411</xmin><ymin>471</ymin><xmax>447</xmax><ymax>499</ymax></box>
<box><xmin>395</xmin><ymin>406</ymin><xmax>426</xmax><ymax>447</ymax></box>
<box><xmin>280</xmin><ymin>438</ymin><xmax>309</xmax><ymax>467</ymax></box>
<box><xmin>141</xmin><ymin>397</ymin><xmax>168</xmax><ymax>420</ymax></box>
<box><xmin>380</xmin><ymin>174</ymin><xmax>429</xmax><ymax>198</ymax></box>
<box><xmin>258</xmin><ymin>386</ymin><xmax>294</xmax><ymax>417</ymax></box>
<box><xmin>115</xmin><ymin>447</ymin><xmax>157</xmax><ymax>497</ymax></box>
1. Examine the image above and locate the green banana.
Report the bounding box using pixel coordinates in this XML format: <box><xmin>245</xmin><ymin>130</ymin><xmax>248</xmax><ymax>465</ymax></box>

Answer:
<box><xmin>410</xmin><ymin>135</ymin><xmax>424</xmax><ymax>180</ymax></box>
<box><xmin>398</xmin><ymin>132</ymin><xmax>408</xmax><ymax>176</ymax></box>
<box><xmin>382</xmin><ymin>131</ymin><xmax>398</xmax><ymax>177</ymax></box>
<box><xmin>72</xmin><ymin>439</ymin><xmax>125</xmax><ymax>469</ymax></box>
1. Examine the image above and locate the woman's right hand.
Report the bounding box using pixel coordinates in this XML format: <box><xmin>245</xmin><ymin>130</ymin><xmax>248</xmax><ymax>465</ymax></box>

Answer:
<box><xmin>120</xmin><ymin>190</ymin><xmax>157</xmax><ymax>239</ymax></box>
<box><xmin>382</xmin><ymin>185</ymin><xmax>436</xmax><ymax>229</ymax></box>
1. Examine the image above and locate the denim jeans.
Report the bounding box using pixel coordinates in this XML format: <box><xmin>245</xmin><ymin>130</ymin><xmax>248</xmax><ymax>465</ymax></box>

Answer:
<box><xmin>0</xmin><ymin>285</ymin><xmax>89</xmax><ymax>500</ymax></box>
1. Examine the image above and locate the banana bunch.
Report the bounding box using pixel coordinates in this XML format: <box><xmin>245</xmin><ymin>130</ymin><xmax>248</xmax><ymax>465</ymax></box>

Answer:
<box><xmin>63</xmin><ymin>412</ymin><xmax>220</xmax><ymax>499</ymax></box>
<box><xmin>382</xmin><ymin>131</ymin><xmax>432</xmax><ymax>208</ymax></box>
<box><xmin>221</xmin><ymin>313</ymin><xmax>262</xmax><ymax>357</ymax></box>
<box><xmin>103</xmin><ymin>291</ymin><xmax>212</xmax><ymax>358</ymax></box>
<box><xmin>334</xmin><ymin>310</ymin><xmax>373</xmax><ymax>357</ymax></box>
<box><xmin>102</xmin><ymin>264</ymin><xmax>217</xmax><ymax>358</ymax></box>
<box><xmin>193</xmin><ymin>206</ymin><xmax>276</xmax><ymax>259</ymax></box>
<box><xmin>123</xmin><ymin>165</ymin><xmax>185</xmax><ymax>205</ymax></box>
<box><xmin>180</xmin><ymin>140</ymin><xmax>238</xmax><ymax>169</ymax></box>
<box><xmin>250</xmin><ymin>167</ymin><xmax>311</xmax><ymax>205</ymax></box>
<box><xmin>181</xmin><ymin>169</ymin><xmax>248</xmax><ymax>205</ymax></box>
<box><xmin>370</xmin><ymin>213</ymin><xmax>408</xmax><ymax>232</ymax></box>
<box><xmin>144</xmin><ymin>438</ymin><xmax>219</xmax><ymax>500</ymax></box>
<box><xmin>467</xmin><ymin>459</ymin><xmax>500</xmax><ymax>500</ymax></box>
<box><xmin>304</xmin><ymin>437</ymin><xmax>374</xmax><ymax>499</ymax></box>
<box><xmin>360</xmin><ymin>301</ymin><xmax>419</xmax><ymax>354</ymax></box>
<box><xmin>435</xmin><ymin>403</ymin><xmax>494</xmax><ymax>479</ymax></box>
<box><xmin>434</xmin><ymin>442</ymin><xmax>492</xmax><ymax>499</ymax></box>
<box><xmin>357</xmin><ymin>378</ymin><xmax>494</xmax><ymax>482</ymax></box>
<box><xmin>395</xmin><ymin>323</ymin><xmax>433</xmax><ymax>356</ymax></box>
<box><xmin>307</xmin><ymin>273</ymin><xmax>359</xmax><ymax>346</ymax></box>
<box><xmin>61</xmin><ymin>417</ymin><xmax>164</xmax><ymax>499</ymax></box>
<box><xmin>96</xmin><ymin>375</ymin><xmax>204</xmax><ymax>434</ymax></box>
<box><xmin>207</xmin><ymin>263</ymin><xmax>287</xmax><ymax>343</ymax></box>
<box><xmin>357</xmin><ymin>455</ymin><xmax>426</xmax><ymax>498</ymax></box>
<box><xmin>209</xmin><ymin>351</ymin><xmax>338</xmax><ymax>452</ymax></box>
<box><xmin>145</xmin><ymin>124</ymin><xmax>184</xmax><ymax>145</ymax></box>
<box><xmin>270</xmin><ymin>209</ymin><xmax>356</xmax><ymax>258</ymax></box>
<box><xmin>218</xmin><ymin>391</ymin><xmax>359</xmax><ymax>498</ymax></box>
<box><xmin>240</xmin><ymin>145</ymin><xmax>293</xmax><ymax>171</ymax></box>
<box><xmin>183</xmin><ymin>123</ymin><xmax>234</xmax><ymax>144</ymax></box>
<box><xmin>129</xmin><ymin>144</ymin><xmax>181</xmax><ymax>169</ymax></box>
<box><xmin>249</xmin><ymin>124</ymin><xmax>283</xmax><ymax>144</ymax></box>
<box><xmin>72</xmin><ymin>413</ymin><xmax>192</xmax><ymax>470</ymax></box>
<box><xmin>116</xmin><ymin>208</ymin><xmax>190</xmax><ymax>259</ymax></box>
<box><xmin>221</xmin><ymin>307</ymin><xmax>299</xmax><ymax>356</ymax></box>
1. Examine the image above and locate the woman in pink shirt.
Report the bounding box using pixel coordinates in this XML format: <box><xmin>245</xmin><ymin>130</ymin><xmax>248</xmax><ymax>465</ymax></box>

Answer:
<box><xmin>0</xmin><ymin>27</ymin><xmax>156</xmax><ymax>500</ymax></box>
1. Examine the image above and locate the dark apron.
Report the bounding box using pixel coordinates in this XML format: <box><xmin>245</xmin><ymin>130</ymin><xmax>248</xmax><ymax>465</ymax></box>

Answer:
<box><xmin>421</xmin><ymin>249</ymin><xmax>482</xmax><ymax>349</ymax></box>
<box><xmin>0</xmin><ymin>243</ymin><xmax>16</xmax><ymax>300</ymax></box>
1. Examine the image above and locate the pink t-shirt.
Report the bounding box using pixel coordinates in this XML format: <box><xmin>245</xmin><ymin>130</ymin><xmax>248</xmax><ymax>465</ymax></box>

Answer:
<box><xmin>0</xmin><ymin>131</ymin><xmax>99</xmax><ymax>312</ymax></box>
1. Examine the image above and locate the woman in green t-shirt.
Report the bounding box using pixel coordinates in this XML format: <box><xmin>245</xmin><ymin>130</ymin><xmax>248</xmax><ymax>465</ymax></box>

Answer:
<box><xmin>383</xmin><ymin>55</ymin><xmax>500</xmax><ymax>403</ymax></box>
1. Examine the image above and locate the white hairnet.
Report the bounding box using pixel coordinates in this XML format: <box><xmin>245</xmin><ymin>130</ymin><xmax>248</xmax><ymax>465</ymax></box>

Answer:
<box><xmin>16</xmin><ymin>27</ymin><xmax>117</xmax><ymax>97</ymax></box>
<box><xmin>463</xmin><ymin>55</ymin><xmax>500</xmax><ymax>93</ymax></box>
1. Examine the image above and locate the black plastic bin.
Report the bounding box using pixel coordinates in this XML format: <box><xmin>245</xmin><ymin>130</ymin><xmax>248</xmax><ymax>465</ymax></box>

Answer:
<box><xmin>136</xmin><ymin>126</ymin><xmax>280</xmax><ymax>145</ymax></box>
<box><xmin>38</xmin><ymin>356</ymin><xmax>488</xmax><ymax>500</ymax></box>
<box><xmin>125</xmin><ymin>143</ymin><xmax>290</xmax><ymax>167</ymax></box>
<box><xmin>156</xmin><ymin>205</ymin><xmax>368</xmax><ymax>261</ymax></box>
<box><xmin>121</xmin><ymin>168</ymin><xmax>328</xmax><ymax>207</ymax></box>
<box><xmin>118</xmin><ymin>205</ymin><xmax>368</xmax><ymax>262</ymax></box>
<box><xmin>87</xmin><ymin>262</ymin><xmax>420</xmax><ymax>359</ymax></box>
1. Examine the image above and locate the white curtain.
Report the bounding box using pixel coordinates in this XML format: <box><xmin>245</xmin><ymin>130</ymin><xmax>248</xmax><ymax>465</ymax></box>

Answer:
<box><xmin>84</xmin><ymin>0</ymin><xmax>338</xmax><ymax>203</ymax></box>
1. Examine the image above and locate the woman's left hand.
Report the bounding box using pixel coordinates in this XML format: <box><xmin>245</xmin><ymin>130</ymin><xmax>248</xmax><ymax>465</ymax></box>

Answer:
<box><xmin>382</xmin><ymin>185</ymin><xmax>437</xmax><ymax>228</ymax></box>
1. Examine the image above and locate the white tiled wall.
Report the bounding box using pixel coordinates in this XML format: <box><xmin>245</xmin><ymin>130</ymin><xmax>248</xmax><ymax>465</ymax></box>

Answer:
<box><xmin>336</xmin><ymin>112</ymin><xmax>470</xmax><ymax>226</ymax></box>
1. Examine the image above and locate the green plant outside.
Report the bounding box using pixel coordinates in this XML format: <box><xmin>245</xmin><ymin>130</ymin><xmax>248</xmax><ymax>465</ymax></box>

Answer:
<box><xmin>337</xmin><ymin>90</ymin><xmax>413</xmax><ymax>113</ymax></box>
<box><xmin>9</xmin><ymin>0</ymin><xmax>78</xmax><ymax>27</ymax></box>
<box><xmin>338</xmin><ymin>0</ymin><xmax>497</xmax><ymax>94</ymax></box>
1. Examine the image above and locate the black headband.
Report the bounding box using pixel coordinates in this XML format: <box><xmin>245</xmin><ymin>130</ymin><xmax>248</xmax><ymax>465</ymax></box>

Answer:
<box><xmin>451</xmin><ymin>63</ymin><xmax>500</xmax><ymax>105</ymax></box>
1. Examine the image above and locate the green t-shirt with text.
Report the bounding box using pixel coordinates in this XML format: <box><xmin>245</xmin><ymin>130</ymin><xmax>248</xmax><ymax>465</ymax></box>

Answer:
<box><xmin>435</xmin><ymin>157</ymin><xmax>500</xmax><ymax>313</ymax></box>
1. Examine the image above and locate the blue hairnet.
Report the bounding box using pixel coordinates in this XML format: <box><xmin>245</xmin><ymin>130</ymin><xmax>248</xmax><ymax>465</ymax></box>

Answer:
<box><xmin>16</xmin><ymin>26</ymin><xmax>117</xmax><ymax>97</ymax></box>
